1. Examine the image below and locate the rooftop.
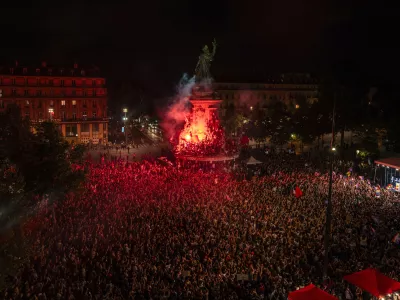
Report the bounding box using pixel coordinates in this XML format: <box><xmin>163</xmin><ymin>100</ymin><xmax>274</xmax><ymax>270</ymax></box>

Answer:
<box><xmin>213</xmin><ymin>73</ymin><xmax>320</xmax><ymax>85</ymax></box>
<box><xmin>0</xmin><ymin>62</ymin><xmax>103</xmax><ymax>78</ymax></box>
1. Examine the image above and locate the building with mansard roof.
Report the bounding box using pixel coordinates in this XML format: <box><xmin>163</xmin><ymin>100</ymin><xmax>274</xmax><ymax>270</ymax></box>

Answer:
<box><xmin>0</xmin><ymin>61</ymin><xmax>108</xmax><ymax>144</ymax></box>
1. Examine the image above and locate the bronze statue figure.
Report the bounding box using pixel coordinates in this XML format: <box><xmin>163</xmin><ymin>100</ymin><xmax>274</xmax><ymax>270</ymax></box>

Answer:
<box><xmin>195</xmin><ymin>39</ymin><xmax>217</xmax><ymax>81</ymax></box>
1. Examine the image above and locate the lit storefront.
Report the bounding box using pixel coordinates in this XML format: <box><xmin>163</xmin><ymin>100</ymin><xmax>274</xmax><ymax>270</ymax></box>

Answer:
<box><xmin>375</xmin><ymin>157</ymin><xmax>400</xmax><ymax>191</ymax></box>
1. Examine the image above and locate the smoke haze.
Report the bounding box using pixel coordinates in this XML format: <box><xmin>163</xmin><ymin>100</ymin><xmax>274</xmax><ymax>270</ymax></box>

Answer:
<box><xmin>160</xmin><ymin>73</ymin><xmax>195</xmax><ymax>139</ymax></box>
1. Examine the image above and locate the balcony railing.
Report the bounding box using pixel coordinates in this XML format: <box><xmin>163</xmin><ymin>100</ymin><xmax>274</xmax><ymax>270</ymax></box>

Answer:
<box><xmin>66</xmin><ymin>132</ymin><xmax>78</xmax><ymax>137</ymax></box>
<box><xmin>0</xmin><ymin>82</ymin><xmax>105</xmax><ymax>88</ymax></box>
<box><xmin>3</xmin><ymin>93</ymin><xmax>107</xmax><ymax>98</ymax></box>
<box><xmin>60</xmin><ymin>117</ymin><xmax>108</xmax><ymax>122</ymax></box>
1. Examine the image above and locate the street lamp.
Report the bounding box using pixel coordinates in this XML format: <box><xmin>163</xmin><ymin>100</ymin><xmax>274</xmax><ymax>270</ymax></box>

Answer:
<box><xmin>123</xmin><ymin>108</ymin><xmax>128</xmax><ymax>144</ymax></box>
<box><xmin>323</xmin><ymin>93</ymin><xmax>336</xmax><ymax>280</ymax></box>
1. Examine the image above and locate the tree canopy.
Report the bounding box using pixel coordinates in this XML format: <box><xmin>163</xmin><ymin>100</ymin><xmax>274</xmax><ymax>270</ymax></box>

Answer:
<box><xmin>0</xmin><ymin>105</ymin><xmax>85</xmax><ymax>227</ymax></box>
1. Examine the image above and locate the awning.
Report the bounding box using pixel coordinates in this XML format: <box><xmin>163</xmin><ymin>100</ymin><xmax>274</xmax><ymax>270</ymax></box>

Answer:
<box><xmin>344</xmin><ymin>268</ymin><xmax>400</xmax><ymax>297</ymax></box>
<box><xmin>375</xmin><ymin>157</ymin><xmax>400</xmax><ymax>170</ymax></box>
<box><xmin>288</xmin><ymin>284</ymin><xmax>338</xmax><ymax>300</ymax></box>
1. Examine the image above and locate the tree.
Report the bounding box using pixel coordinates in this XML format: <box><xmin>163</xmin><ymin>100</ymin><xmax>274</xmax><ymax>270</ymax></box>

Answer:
<box><xmin>221</xmin><ymin>103</ymin><xmax>246</xmax><ymax>136</ymax></box>
<box><xmin>291</xmin><ymin>94</ymin><xmax>324</xmax><ymax>145</ymax></box>
<box><xmin>0</xmin><ymin>159</ymin><xmax>25</xmax><ymax>213</ymax></box>
<box><xmin>264</xmin><ymin>101</ymin><xmax>293</xmax><ymax>146</ymax></box>
<box><xmin>23</xmin><ymin>121</ymin><xmax>85</xmax><ymax>195</ymax></box>
<box><xmin>0</xmin><ymin>105</ymin><xmax>85</xmax><ymax>229</ymax></box>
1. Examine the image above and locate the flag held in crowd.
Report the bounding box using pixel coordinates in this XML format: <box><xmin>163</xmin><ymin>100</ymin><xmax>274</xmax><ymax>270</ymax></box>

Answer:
<box><xmin>294</xmin><ymin>186</ymin><xmax>303</xmax><ymax>198</ymax></box>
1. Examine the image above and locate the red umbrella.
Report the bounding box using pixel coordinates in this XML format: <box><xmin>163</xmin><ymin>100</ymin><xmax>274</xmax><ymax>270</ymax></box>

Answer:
<box><xmin>288</xmin><ymin>284</ymin><xmax>338</xmax><ymax>300</ymax></box>
<box><xmin>344</xmin><ymin>268</ymin><xmax>400</xmax><ymax>297</ymax></box>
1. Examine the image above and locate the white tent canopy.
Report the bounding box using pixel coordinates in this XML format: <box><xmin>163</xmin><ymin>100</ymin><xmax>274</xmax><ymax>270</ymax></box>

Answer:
<box><xmin>246</xmin><ymin>156</ymin><xmax>262</xmax><ymax>165</ymax></box>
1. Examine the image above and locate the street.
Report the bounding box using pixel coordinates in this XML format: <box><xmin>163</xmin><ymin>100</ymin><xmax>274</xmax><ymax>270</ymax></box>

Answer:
<box><xmin>88</xmin><ymin>143</ymin><xmax>169</xmax><ymax>162</ymax></box>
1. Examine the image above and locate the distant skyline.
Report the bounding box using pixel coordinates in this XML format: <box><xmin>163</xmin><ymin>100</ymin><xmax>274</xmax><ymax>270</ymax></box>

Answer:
<box><xmin>1</xmin><ymin>0</ymin><xmax>398</xmax><ymax>105</ymax></box>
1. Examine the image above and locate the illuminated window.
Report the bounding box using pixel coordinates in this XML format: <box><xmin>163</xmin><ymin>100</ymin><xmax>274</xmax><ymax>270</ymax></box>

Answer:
<box><xmin>25</xmin><ymin>100</ymin><xmax>29</xmax><ymax>105</ymax></box>
<box><xmin>82</xmin><ymin>111</ymin><xmax>87</xmax><ymax>118</ymax></box>
<box><xmin>48</xmin><ymin>108</ymin><xmax>54</xmax><ymax>120</ymax></box>
<box><xmin>72</xmin><ymin>100</ymin><xmax>76</xmax><ymax>106</ymax></box>
<box><xmin>61</xmin><ymin>100</ymin><xmax>66</xmax><ymax>106</ymax></box>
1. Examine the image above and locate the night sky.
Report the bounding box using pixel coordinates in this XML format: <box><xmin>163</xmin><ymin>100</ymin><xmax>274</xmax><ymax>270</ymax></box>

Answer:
<box><xmin>1</xmin><ymin>0</ymin><xmax>398</xmax><ymax>107</ymax></box>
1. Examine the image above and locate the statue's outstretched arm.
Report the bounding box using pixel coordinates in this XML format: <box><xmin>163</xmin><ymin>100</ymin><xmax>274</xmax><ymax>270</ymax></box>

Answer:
<box><xmin>212</xmin><ymin>39</ymin><xmax>217</xmax><ymax>57</ymax></box>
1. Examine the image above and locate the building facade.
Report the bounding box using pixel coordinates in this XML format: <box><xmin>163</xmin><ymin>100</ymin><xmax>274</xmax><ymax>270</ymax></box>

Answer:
<box><xmin>0</xmin><ymin>62</ymin><xmax>108</xmax><ymax>144</ymax></box>
<box><xmin>214</xmin><ymin>73</ymin><xmax>319</xmax><ymax>114</ymax></box>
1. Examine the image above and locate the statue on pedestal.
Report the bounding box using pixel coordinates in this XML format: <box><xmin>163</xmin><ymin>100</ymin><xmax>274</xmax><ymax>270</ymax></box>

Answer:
<box><xmin>195</xmin><ymin>39</ymin><xmax>217</xmax><ymax>82</ymax></box>
<box><xmin>193</xmin><ymin>39</ymin><xmax>217</xmax><ymax>98</ymax></box>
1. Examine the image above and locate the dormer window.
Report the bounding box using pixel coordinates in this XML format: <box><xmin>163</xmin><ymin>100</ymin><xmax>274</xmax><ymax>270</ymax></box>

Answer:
<box><xmin>36</xmin><ymin>68</ymin><xmax>40</xmax><ymax>75</ymax></box>
<box><xmin>60</xmin><ymin>68</ymin><xmax>64</xmax><ymax>75</ymax></box>
<box><xmin>23</xmin><ymin>68</ymin><xmax>28</xmax><ymax>74</ymax></box>
<box><xmin>10</xmin><ymin>68</ymin><xmax>14</xmax><ymax>74</ymax></box>
<box><xmin>48</xmin><ymin>68</ymin><xmax>52</xmax><ymax>75</ymax></box>
<box><xmin>81</xmin><ymin>70</ymin><xmax>85</xmax><ymax>76</ymax></box>
<box><xmin>70</xmin><ymin>70</ymin><xmax>75</xmax><ymax>76</ymax></box>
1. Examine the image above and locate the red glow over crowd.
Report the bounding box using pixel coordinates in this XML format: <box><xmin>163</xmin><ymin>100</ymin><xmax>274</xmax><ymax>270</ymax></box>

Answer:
<box><xmin>2</xmin><ymin>153</ymin><xmax>400</xmax><ymax>299</ymax></box>
<box><xmin>176</xmin><ymin>109</ymin><xmax>226</xmax><ymax>157</ymax></box>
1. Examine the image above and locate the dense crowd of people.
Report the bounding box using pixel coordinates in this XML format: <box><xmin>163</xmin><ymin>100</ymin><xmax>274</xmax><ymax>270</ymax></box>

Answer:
<box><xmin>2</xmin><ymin>153</ymin><xmax>399</xmax><ymax>299</ymax></box>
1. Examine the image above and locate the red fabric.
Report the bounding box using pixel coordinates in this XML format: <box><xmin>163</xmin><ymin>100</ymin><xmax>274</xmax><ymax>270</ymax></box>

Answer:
<box><xmin>288</xmin><ymin>284</ymin><xmax>338</xmax><ymax>300</ymax></box>
<box><xmin>294</xmin><ymin>186</ymin><xmax>303</xmax><ymax>198</ymax></box>
<box><xmin>344</xmin><ymin>268</ymin><xmax>400</xmax><ymax>297</ymax></box>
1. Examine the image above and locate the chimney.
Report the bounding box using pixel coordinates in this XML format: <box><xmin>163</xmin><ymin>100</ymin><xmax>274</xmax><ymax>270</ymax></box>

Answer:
<box><xmin>42</xmin><ymin>61</ymin><xmax>47</xmax><ymax>68</ymax></box>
